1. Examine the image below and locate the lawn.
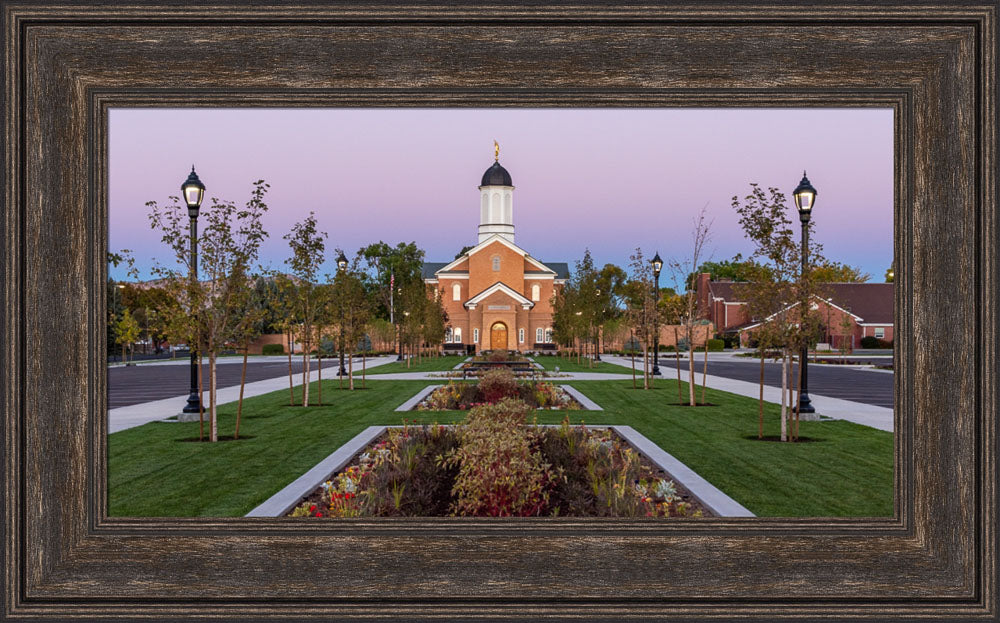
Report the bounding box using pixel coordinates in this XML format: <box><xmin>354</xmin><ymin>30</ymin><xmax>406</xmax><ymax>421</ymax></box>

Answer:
<box><xmin>530</xmin><ymin>354</ymin><xmax>631</xmax><ymax>374</ymax></box>
<box><xmin>109</xmin><ymin>379</ymin><xmax>893</xmax><ymax>518</ymax></box>
<box><xmin>355</xmin><ymin>354</ymin><xmax>467</xmax><ymax>375</ymax></box>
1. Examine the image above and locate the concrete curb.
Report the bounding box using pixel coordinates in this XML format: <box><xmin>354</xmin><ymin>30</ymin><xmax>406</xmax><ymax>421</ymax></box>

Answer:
<box><xmin>395</xmin><ymin>385</ymin><xmax>442</xmax><ymax>412</ymax></box>
<box><xmin>246</xmin><ymin>423</ymin><xmax>752</xmax><ymax>518</ymax></box>
<box><xmin>245</xmin><ymin>426</ymin><xmax>386</xmax><ymax>517</ymax></box>
<box><xmin>612</xmin><ymin>425</ymin><xmax>756</xmax><ymax>517</ymax></box>
<box><xmin>560</xmin><ymin>385</ymin><xmax>603</xmax><ymax>411</ymax></box>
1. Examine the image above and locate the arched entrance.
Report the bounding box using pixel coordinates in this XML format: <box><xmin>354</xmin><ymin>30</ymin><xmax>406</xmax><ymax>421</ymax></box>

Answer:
<box><xmin>490</xmin><ymin>322</ymin><xmax>508</xmax><ymax>350</ymax></box>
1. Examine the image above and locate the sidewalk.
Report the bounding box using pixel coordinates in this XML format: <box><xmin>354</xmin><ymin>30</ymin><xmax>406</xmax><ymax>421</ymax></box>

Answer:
<box><xmin>601</xmin><ymin>355</ymin><xmax>893</xmax><ymax>432</ymax></box>
<box><xmin>107</xmin><ymin>355</ymin><xmax>397</xmax><ymax>433</ymax></box>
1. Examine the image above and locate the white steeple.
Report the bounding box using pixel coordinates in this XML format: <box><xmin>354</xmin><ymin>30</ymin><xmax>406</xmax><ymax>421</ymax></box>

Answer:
<box><xmin>478</xmin><ymin>141</ymin><xmax>515</xmax><ymax>244</ymax></box>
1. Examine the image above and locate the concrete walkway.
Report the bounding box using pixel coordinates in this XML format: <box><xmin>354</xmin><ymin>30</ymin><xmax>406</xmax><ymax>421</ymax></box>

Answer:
<box><xmin>107</xmin><ymin>355</ymin><xmax>398</xmax><ymax>434</ymax></box>
<box><xmin>602</xmin><ymin>355</ymin><xmax>893</xmax><ymax>432</ymax></box>
<box><xmin>109</xmin><ymin>353</ymin><xmax>893</xmax><ymax>435</ymax></box>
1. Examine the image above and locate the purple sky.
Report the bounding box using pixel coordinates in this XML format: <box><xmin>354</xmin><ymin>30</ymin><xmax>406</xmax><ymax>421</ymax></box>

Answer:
<box><xmin>109</xmin><ymin>108</ymin><xmax>893</xmax><ymax>289</ymax></box>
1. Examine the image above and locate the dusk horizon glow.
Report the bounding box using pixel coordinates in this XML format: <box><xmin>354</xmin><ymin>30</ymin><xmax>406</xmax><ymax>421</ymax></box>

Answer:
<box><xmin>110</xmin><ymin>108</ymin><xmax>894</xmax><ymax>289</ymax></box>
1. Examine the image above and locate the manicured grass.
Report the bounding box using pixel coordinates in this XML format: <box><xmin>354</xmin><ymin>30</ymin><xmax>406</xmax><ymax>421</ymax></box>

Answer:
<box><xmin>109</xmin><ymin>378</ymin><xmax>892</xmax><ymax>518</ymax></box>
<box><xmin>356</xmin><ymin>355</ymin><xmax>467</xmax><ymax>375</ymax></box>
<box><xmin>561</xmin><ymin>381</ymin><xmax>893</xmax><ymax>517</ymax></box>
<box><xmin>530</xmin><ymin>354</ymin><xmax>630</xmax><ymax>374</ymax></box>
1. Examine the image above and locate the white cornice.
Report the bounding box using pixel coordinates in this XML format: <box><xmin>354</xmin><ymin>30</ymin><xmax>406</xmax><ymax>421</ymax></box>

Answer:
<box><xmin>464</xmin><ymin>281</ymin><xmax>535</xmax><ymax>310</ymax></box>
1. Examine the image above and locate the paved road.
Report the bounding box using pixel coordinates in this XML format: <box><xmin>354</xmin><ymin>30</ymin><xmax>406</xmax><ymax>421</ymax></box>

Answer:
<box><xmin>108</xmin><ymin>358</ymin><xmax>364</xmax><ymax>409</ymax></box>
<box><xmin>652</xmin><ymin>357</ymin><xmax>894</xmax><ymax>409</ymax></box>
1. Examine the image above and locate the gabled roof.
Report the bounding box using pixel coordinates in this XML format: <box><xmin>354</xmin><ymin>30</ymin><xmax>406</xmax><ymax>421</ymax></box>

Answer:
<box><xmin>535</xmin><ymin>262</ymin><xmax>570</xmax><ymax>280</ymax></box>
<box><xmin>708</xmin><ymin>281</ymin><xmax>893</xmax><ymax>324</ymax></box>
<box><xmin>464</xmin><ymin>281</ymin><xmax>534</xmax><ymax>310</ymax></box>
<box><xmin>423</xmin><ymin>235</ymin><xmax>568</xmax><ymax>280</ymax></box>
<box><xmin>421</xmin><ymin>262</ymin><xmax>448</xmax><ymax>279</ymax></box>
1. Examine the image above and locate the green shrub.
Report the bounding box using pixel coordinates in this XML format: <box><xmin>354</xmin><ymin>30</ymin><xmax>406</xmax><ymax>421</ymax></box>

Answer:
<box><xmin>859</xmin><ymin>336</ymin><xmax>880</xmax><ymax>349</ymax></box>
<box><xmin>706</xmin><ymin>339</ymin><xmax>725</xmax><ymax>352</ymax></box>
<box><xmin>262</xmin><ymin>343</ymin><xmax>285</xmax><ymax>355</ymax></box>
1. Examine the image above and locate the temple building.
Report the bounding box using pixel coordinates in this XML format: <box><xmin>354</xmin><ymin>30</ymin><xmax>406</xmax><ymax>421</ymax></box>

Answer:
<box><xmin>422</xmin><ymin>144</ymin><xmax>568</xmax><ymax>353</ymax></box>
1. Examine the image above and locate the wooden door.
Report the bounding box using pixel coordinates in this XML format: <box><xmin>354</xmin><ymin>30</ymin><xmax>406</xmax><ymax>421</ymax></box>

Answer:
<box><xmin>490</xmin><ymin>322</ymin><xmax>508</xmax><ymax>350</ymax></box>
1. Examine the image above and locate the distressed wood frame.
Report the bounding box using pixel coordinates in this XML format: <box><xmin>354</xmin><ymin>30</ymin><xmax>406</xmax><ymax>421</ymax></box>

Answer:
<box><xmin>1</xmin><ymin>2</ymin><xmax>997</xmax><ymax>621</ymax></box>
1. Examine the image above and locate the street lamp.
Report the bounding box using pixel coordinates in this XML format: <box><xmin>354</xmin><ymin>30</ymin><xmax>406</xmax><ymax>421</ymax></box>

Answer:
<box><xmin>336</xmin><ymin>251</ymin><xmax>348</xmax><ymax>377</ymax></box>
<box><xmin>793</xmin><ymin>171</ymin><xmax>817</xmax><ymax>414</ymax></box>
<box><xmin>181</xmin><ymin>166</ymin><xmax>205</xmax><ymax>417</ymax></box>
<box><xmin>651</xmin><ymin>252</ymin><xmax>663</xmax><ymax>375</ymax></box>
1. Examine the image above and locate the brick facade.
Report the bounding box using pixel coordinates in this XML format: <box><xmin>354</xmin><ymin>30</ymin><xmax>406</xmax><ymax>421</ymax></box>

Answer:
<box><xmin>694</xmin><ymin>273</ymin><xmax>894</xmax><ymax>350</ymax></box>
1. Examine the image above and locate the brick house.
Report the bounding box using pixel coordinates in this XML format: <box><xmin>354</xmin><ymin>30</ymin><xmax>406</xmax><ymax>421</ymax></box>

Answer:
<box><xmin>422</xmin><ymin>154</ymin><xmax>568</xmax><ymax>354</ymax></box>
<box><xmin>694</xmin><ymin>273</ymin><xmax>893</xmax><ymax>349</ymax></box>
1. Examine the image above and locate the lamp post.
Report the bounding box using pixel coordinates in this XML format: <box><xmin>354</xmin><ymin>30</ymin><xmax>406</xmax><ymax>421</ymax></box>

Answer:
<box><xmin>180</xmin><ymin>166</ymin><xmax>205</xmax><ymax>417</ymax></box>
<box><xmin>793</xmin><ymin>171</ymin><xmax>817</xmax><ymax>414</ymax></box>
<box><xmin>336</xmin><ymin>251</ymin><xmax>348</xmax><ymax>377</ymax></box>
<box><xmin>651</xmin><ymin>252</ymin><xmax>663</xmax><ymax>375</ymax></box>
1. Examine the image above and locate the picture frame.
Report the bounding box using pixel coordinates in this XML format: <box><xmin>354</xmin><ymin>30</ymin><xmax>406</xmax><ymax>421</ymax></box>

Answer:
<box><xmin>2</xmin><ymin>2</ymin><xmax>996</xmax><ymax>620</ymax></box>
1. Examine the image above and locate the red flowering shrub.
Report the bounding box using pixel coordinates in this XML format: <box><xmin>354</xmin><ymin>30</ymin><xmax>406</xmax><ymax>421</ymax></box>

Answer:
<box><xmin>477</xmin><ymin>368</ymin><xmax>519</xmax><ymax>404</ymax></box>
<box><xmin>440</xmin><ymin>398</ymin><xmax>555</xmax><ymax>517</ymax></box>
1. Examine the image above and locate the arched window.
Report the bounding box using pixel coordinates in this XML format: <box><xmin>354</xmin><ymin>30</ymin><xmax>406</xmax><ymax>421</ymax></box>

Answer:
<box><xmin>492</xmin><ymin>256</ymin><xmax>501</xmax><ymax>272</ymax></box>
<box><xmin>531</xmin><ymin>284</ymin><xmax>540</xmax><ymax>301</ymax></box>
<box><xmin>445</xmin><ymin>328</ymin><xmax>453</xmax><ymax>343</ymax></box>
<box><xmin>452</xmin><ymin>283</ymin><xmax>461</xmax><ymax>301</ymax></box>
<box><xmin>504</xmin><ymin>193</ymin><xmax>512</xmax><ymax>222</ymax></box>
<box><xmin>454</xmin><ymin>327</ymin><xmax>462</xmax><ymax>343</ymax></box>
<box><xmin>491</xmin><ymin>193</ymin><xmax>501</xmax><ymax>222</ymax></box>
<box><xmin>481</xmin><ymin>193</ymin><xmax>488</xmax><ymax>222</ymax></box>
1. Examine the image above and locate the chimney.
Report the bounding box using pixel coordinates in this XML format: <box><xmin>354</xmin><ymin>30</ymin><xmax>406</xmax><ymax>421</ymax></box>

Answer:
<box><xmin>696</xmin><ymin>273</ymin><xmax>711</xmax><ymax>319</ymax></box>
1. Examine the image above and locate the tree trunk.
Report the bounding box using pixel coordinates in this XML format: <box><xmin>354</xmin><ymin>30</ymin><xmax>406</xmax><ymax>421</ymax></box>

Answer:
<box><xmin>688</xmin><ymin>326</ymin><xmax>696</xmax><ymax>406</ymax></box>
<box><xmin>701</xmin><ymin>333</ymin><xmax>709</xmax><ymax>405</ymax></box>
<box><xmin>302</xmin><ymin>345</ymin><xmax>310</xmax><ymax>407</ymax></box>
<box><xmin>198</xmin><ymin>351</ymin><xmax>204</xmax><ymax>442</ymax></box>
<box><xmin>349</xmin><ymin>351</ymin><xmax>354</xmax><ymax>390</ymax></box>
<box><xmin>642</xmin><ymin>340</ymin><xmax>649</xmax><ymax>389</ymax></box>
<box><xmin>793</xmin><ymin>350</ymin><xmax>804</xmax><ymax>442</ymax></box>
<box><xmin>317</xmin><ymin>354</ymin><xmax>323</xmax><ymax>405</ymax></box>
<box><xmin>236</xmin><ymin>343</ymin><xmax>248</xmax><ymax>440</ymax></box>
<box><xmin>209</xmin><ymin>350</ymin><xmax>218</xmax><ymax>443</ymax></box>
<box><xmin>286</xmin><ymin>332</ymin><xmax>294</xmax><ymax>406</ymax></box>
<box><xmin>362</xmin><ymin>351</ymin><xmax>366</xmax><ymax>389</ymax></box>
<box><xmin>674</xmin><ymin>327</ymin><xmax>682</xmax><ymax>404</ymax></box>
<box><xmin>758</xmin><ymin>349</ymin><xmax>765</xmax><ymax>439</ymax></box>
<box><xmin>630</xmin><ymin>336</ymin><xmax>636</xmax><ymax>389</ymax></box>
<box><xmin>780</xmin><ymin>350</ymin><xmax>788</xmax><ymax>442</ymax></box>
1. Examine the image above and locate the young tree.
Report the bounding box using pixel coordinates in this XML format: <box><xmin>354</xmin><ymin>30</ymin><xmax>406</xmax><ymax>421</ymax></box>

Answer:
<box><xmin>148</xmin><ymin>179</ymin><xmax>269</xmax><ymax>442</ymax></box>
<box><xmin>668</xmin><ymin>206</ymin><xmax>713</xmax><ymax>406</ymax></box>
<box><xmin>331</xmin><ymin>253</ymin><xmax>374</xmax><ymax>390</ymax></box>
<box><xmin>732</xmin><ymin>183</ymin><xmax>826</xmax><ymax>441</ymax></box>
<box><xmin>283</xmin><ymin>213</ymin><xmax>327</xmax><ymax>407</ymax></box>
<box><xmin>624</xmin><ymin>248</ymin><xmax>659</xmax><ymax>389</ymax></box>
<box><xmin>232</xmin><ymin>273</ymin><xmax>269</xmax><ymax>439</ymax></box>
<box><xmin>115</xmin><ymin>308</ymin><xmax>140</xmax><ymax>364</ymax></box>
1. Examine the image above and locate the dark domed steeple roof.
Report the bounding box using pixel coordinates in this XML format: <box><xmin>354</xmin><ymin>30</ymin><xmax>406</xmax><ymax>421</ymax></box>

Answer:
<box><xmin>480</xmin><ymin>161</ymin><xmax>513</xmax><ymax>186</ymax></box>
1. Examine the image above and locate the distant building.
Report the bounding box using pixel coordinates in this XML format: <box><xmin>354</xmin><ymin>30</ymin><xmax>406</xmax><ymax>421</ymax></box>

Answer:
<box><xmin>422</xmin><ymin>149</ymin><xmax>568</xmax><ymax>353</ymax></box>
<box><xmin>694</xmin><ymin>273</ymin><xmax>893</xmax><ymax>349</ymax></box>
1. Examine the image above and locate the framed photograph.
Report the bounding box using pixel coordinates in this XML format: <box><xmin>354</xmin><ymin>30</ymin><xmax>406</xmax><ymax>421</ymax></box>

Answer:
<box><xmin>2</xmin><ymin>2</ymin><xmax>996</xmax><ymax>621</ymax></box>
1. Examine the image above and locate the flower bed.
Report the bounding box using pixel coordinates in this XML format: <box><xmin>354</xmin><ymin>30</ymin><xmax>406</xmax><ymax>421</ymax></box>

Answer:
<box><xmin>289</xmin><ymin>399</ymin><xmax>708</xmax><ymax>518</ymax></box>
<box><xmin>418</xmin><ymin>368</ymin><xmax>578</xmax><ymax>410</ymax></box>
